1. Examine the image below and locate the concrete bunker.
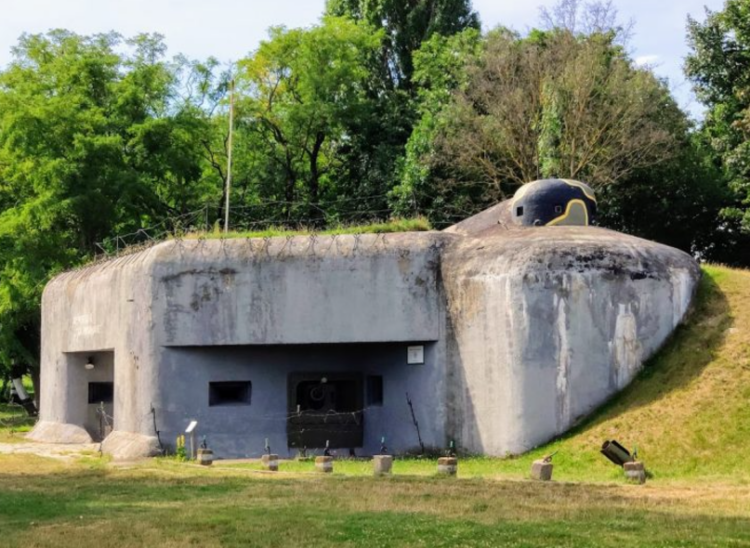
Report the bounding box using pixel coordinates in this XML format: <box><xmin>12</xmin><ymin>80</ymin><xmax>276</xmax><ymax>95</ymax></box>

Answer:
<box><xmin>29</xmin><ymin>181</ymin><xmax>703</xmax><ymax>460</ymax></box>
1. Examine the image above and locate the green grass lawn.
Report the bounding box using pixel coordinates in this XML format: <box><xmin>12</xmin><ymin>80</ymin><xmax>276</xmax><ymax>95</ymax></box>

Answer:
<box><xmin>0</xmin><ymin>402</ymin><xmax>35</xmax><ymax>444</ymax></box>
<box><xmin>1</xmin><ymin>265</ymin><xmax>750</xmax><ymax>546</ymax></box>
<box><xmin>1</xmin><ymin>455</ymin><xmax>749</xmax><ymax>547</ymax></box>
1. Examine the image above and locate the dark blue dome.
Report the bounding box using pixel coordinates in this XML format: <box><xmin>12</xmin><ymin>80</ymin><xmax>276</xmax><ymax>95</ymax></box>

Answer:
<box><xmin>511</xmin><ymin>179</ymin><xmax>597</xmax><ymax>227</ymax></box>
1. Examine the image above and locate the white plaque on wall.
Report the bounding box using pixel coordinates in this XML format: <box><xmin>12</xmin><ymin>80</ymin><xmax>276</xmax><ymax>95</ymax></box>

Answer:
<box><xmin>407</xmin><ymin>345</ymin><xmax>425</xmax><ymax>365</ymax></box>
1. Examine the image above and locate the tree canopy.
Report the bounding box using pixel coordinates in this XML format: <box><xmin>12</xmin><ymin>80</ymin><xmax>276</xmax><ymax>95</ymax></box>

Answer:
<box><xmin>326</xmin><ymin>0</ymin><xmax>480</xmax><ymax>89</ymax></box>
<box><xmin>686</xmin><ymin>0</ymin><xmax>750</xmax><ymax>234</ymax></box>
<box><xmin>392</xmin><ymin>27</ymin><xmax>687</xmax><ymax>224</ymax></box>
<box><xmin>1</xmin><ymin>0</ymin><xmax>749</xmax><ymax>389</ymax></box>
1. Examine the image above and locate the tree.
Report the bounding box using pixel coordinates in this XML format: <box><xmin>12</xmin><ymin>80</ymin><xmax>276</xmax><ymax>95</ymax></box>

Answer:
<box><xmin>596</xmin><ymin>134</ymin><xmax>738</xmax><ymax>262</ymax></box>
<box><xmin>0</xmin><ymin>31</ymin><xmax>213</xmax><ymax>393</ymax></box>
<box><xmin>393</xmin><ymin>28</ymin><xmax>683</xmax><ymax>224</ymax></box>
<box><xmin>539</xmin><ymin>0</ymin><xmax>634</xmax><ymax>44</ymax></box>
<box><xmin>390</xmin><ymin>28</ymin><xmax>483</xmax><ymax>222</ymax></box>
<box><xmin>326</xmin><ymin>0</ymin><xmax>480</xmax><ymax>90</ymax></box>
<box><xmin>685</xmin><ymin>0</ymin><xmax>750</xmax><ymax>235</ymax></box>
<box><xmin>321</xmin><ymin>1</ymin><xmax>481</xmax><ymax>223</ymax></box>
<box><xmin>236</xmin><ymin>17</ymin><xmax>382</xmax><ymax>223</ymax></box>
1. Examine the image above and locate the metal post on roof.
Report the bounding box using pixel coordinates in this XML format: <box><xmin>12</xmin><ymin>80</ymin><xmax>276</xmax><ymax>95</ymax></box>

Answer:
<box><xmin>224</xmin><ymin>77</ymin><xmax>235</xmax><ymax>234</ymax></box>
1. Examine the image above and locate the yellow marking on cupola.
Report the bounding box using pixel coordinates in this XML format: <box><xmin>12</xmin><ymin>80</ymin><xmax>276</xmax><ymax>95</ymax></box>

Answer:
<box><xmin>546</xmin><ymin>199</ymin><xmax>589</xmax><ymax>226</ymax></box>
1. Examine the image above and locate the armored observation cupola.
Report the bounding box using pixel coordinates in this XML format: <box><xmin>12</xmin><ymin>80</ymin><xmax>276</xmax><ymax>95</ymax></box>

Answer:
<box><xmin>511</xmin><ymin>179</ymin><xmax>597</xmax><ymax>227</ymax></box>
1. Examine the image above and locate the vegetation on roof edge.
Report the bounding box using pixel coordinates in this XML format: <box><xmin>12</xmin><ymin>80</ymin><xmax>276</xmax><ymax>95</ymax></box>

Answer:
<box><xmin>178</xmin><ymin>217</ymin><xmax>433</xmax><ymax>240</ymax></box>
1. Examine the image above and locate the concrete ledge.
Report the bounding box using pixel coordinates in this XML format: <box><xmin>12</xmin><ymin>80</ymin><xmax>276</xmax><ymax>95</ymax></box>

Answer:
<box><xmin>101</xmin><ymin>431</ymin><xmax>161</xmax><ymax>460</ymax></box>
<box><xmin>27</xmin><ymin>421</ymin><xmax>93</xmax><ymax>445</ymax></box>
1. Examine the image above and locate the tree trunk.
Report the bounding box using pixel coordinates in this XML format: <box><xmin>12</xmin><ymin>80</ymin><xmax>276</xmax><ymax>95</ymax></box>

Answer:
<box><xmin>308</xmin><ymin>132</ymin><xmax>326</xmax><ymax>225</ymax></box>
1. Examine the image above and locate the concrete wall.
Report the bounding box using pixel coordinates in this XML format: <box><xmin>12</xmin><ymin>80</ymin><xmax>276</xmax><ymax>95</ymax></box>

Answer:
<box><xmin>31</xmin><ymin>234</ymin><xmax>452</xmax><ymax>456</ymax></box>
<box><xmin>32</xmin><ymin>251</ymin><xmax>160</xmax><ymax>445</ymax></box>
<box><xmin>156</xmin><ymin>343</ymin><xmax>443</xmax><ymax>458</ymax></box>
<box><xmin>441</xmin><ymin>226</ymin><xmax>701</xmax><ymax>455</ymax></box>
<box><xmin>30</xmin><ymin>225</ymin><xmax>701</xmax><ymax>460</ymax></box>
<box><xmin>151</xmin><ymin>235</ymin><xmax>444</xmax><ymax>346</ymax></box>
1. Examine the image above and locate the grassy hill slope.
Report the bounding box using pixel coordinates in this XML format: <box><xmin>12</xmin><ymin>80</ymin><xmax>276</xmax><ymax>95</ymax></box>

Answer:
<box><xmin>511</xmin><ymin>264</ymin><xmax>750</xmax><ymax>483</ymax></box>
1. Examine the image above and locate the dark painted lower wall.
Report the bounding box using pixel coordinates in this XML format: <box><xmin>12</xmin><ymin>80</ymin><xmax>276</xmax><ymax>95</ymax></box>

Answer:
<box><xmin>153</xmin><ymin>343</ymin><xmax>444</xmax><ymax>459</ymax></box>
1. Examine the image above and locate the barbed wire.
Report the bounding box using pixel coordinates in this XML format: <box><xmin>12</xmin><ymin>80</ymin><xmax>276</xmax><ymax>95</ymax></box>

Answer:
<box><xmin>94</xmin><ymin>193</ymin><xmax>398</xmax><ymax>254</ymax></box>
<box><xmin>69</xmin><ymin>206</ymin><xmax>442</xmax><ymax>276</ymax></box>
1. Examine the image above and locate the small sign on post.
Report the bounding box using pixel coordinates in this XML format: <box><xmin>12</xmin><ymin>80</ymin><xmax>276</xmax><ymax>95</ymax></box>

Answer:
<box><xmin>186</xmin><ymin>420</ymin><xmax>198</xmax><ymax>460</ymax></box>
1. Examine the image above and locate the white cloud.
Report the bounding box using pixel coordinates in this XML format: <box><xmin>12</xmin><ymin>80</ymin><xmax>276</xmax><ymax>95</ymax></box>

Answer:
<box><xmin>635</xmin><ymin>54</ymin><xmax>661</xmax><ymax>66</ymax></box>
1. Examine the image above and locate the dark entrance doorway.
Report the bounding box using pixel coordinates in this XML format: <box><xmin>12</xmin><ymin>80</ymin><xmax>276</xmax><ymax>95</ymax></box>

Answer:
<box><xmin>287</xmin><ymin>373</ymin><xmax>364</xmax><ymax>449</ymax></box>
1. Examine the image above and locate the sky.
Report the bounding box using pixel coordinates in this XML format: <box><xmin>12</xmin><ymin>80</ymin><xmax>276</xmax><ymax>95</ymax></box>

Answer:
<box><xmin>0</xmin><ymin>0</ymin><xmax>727</xmax><ymax>118</ymax></box>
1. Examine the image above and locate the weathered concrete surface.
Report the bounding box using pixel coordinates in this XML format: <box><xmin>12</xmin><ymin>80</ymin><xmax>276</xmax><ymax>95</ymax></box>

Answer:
<box><xmin>155</xmin><ymin>343</ymin><xmax>443</xmax><ymax>459</ymax></box>
<box><xmin>152</xmin><ymin>234</ymin><xmax>445</xmax><ymax>346</ymax></box>
<box><xmin>100</xmin><ymin>431</ymin><xmax>161</xmax><ymax>461</ymax></box>
<box><xmin>315</xmin><ymin>456</ymin><xmax>334</xmax><ymax>473</ymax></box>
<box><xmin>373</xmin><ymin>455</ymin><xmax>393</xmax><ymax>476</ymax></box>
<box><xmin>31</xmin><ymin>234</ymin><xmax>453</xmax><ymax>458</ymax></box>
<box><xmin>624</xmin><ymin>461</ymin><xmax>647</xmax><ymax>484</ymax></box>
<box><xmin>27</xmin><ymin>421</ymin><xmax>93</xmax><ymax>444</ymax></box>
<box><xmin>441</xmin><ymin>225</ymin><xmax>700</xmax><ymax>455</ymax></box>
<box><xmin>261</xmin><ymin>454</ymin><xmax>279</xmax><ymax>471</ymax></box>
<box><xmin>197</xmin><ymin>448</ymin><xmax>214</xmax><ymax>466</ymax></box>
<box><xmin>437</xmin><ymin>457</ymin><xmax>458</xmax><ymax>475</ymax></box>
<box><xmin>30</xmin><ymin>206</ymin><xmax>701</xmax><ymax>459</ymax></box>
<box><xmin>531</xmin><ymin>460</ymin><xmax>554</xmax><ymax>481</ymax></box>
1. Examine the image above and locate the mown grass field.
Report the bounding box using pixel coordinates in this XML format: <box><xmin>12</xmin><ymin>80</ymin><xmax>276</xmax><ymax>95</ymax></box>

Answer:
<box><xmin>1</xmin><ymin>265</ymin><xmax>749</xmax><ymax>547</ymax></box>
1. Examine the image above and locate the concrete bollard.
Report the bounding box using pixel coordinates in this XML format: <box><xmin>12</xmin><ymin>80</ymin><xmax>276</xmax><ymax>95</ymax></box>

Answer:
<box><xmin>624</xmin><ymin>461</ymin><xmax>646</xmax><ymax>484</ymax></box>
<box><xmin>373</xmin><ymin>455</ymin><xmax>393</xmax><ymax>476</ymax></box>
<box><xmin>437</xmin><ymin>457</ymin><xmax>458</xmax><ymax>476</ymax></box>
<box><xmin>196</xmin><ymin>448</ymin><xmax>213</xmax><ymax>466</ymax></box>
<box><xmin>530</xmin><ymin>459</ymin><xmax>554</xmax><ymax>481</ymax></box>
<box><xmin>315</xmin><ymin>456</ymin><xmax>334</xmax><ymax>473</ymax></box>
<box><xmin>261</xmin><ymin>453</ymin><xmax>279</xmax><ymax>472</ymax></box>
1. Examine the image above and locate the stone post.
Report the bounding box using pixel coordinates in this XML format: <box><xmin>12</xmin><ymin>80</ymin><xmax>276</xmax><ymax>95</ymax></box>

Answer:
<box><xmin>437</xmin><ymin>457</ymin><xmax>458</xmax><ymax>476</ymax></box>
<box><xmin>624</xmin><ymin>461</ymin><xmax>646</xmax><ymax>484</ymax></box>
<box><xmin>373</xmin><ymin>455</ymin><xmax>393</xmax><ymax>476</ymax></box>
<box><xmin>196</xmin><ymin>448</ymin><xmax>213</xmax><ymax>466</ymax></box>
<box><xmin>530</xmin><ymin>459</ymin><xmax>553</xmax><ymax>481</ymax></box>
<box><xmin>261</xmin><ymin>453</ymin><xmax>279</xmax><ymax>472</ymax></box>
<box><xmin>315</xmin><ymin>456</ymin><xmax>334</xmax><ymax>473</ymax></box>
